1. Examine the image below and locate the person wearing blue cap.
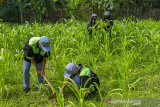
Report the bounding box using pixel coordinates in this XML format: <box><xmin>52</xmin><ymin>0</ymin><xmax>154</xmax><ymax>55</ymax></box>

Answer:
<box><xmin>23</xmin><ymin>36</ymin><xmax>51</xmax><ymax>93</ymax></box>
<box><xmin>103</xmin><ymin>11</ymin><xmax>110</xmax><ymax>22</ymax></box>
<box><xmin>102</xmin><ymin>11</ymin><xmax>113</xmax><ymax>30</ymax></box>
<box><xmin>87</xmin><ymin>13</ymin><xmax>99</xmax><ymax>38</ymax></box>
<box><xmin>61</xmin><ymin>63</ymin><xmax>100</xmax><ymax>97</ymax></box>
<box><xmin>103</xmin><ymin>2</ymin><xmax>114</xmax><ymax>30</ymax></box>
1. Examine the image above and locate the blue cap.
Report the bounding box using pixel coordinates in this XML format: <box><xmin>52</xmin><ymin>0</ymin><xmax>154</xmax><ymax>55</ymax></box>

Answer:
<box><xmin>105</xmin><ymin>11</ymin><xmax>110</xmax><ymax>15</ymax></box>
<box><xmin>91</xmin><ymin>14</ymin><xmax>98</xmax><ymax>18</ymax></box>
<box><xmin>39</xmin><ymin>36</ymin><xmax>51</xmax><ymax>52</ymax></box>
<box><xmin>63</xmin><ymin>63</ymin><xmax>78</xmax><ymax>78</ymax></box>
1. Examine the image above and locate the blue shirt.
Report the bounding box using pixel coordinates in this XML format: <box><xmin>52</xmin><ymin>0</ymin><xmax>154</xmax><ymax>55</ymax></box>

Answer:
<box><xmin>72</xmin><ymin>74</ymin><xmax>80</xmax><ymax>89</ymax></box>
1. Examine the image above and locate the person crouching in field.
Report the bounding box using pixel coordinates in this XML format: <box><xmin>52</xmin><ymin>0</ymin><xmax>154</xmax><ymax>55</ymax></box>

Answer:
<box><xmin>23</xmin><ymin>36</ymin><xmax>51</xmax><ymax>93</ymax></box>
<box><xmin>87</xmin><ymin>14</ymin><xmax>99</xmax><ymax>38</ymax></box>
<box><xmin>61</xmin><ymin>63</ymin><xmax>100</xmax><ymax>98</ymax></box>
<box><xmin>102</xmin><ymin>11</ymin><xmax>113</xmax><ymax>30</ymax></box>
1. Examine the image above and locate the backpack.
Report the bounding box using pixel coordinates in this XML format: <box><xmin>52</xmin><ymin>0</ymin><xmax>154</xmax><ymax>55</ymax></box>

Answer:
<box><xmin>90</xmin><ymin>70</ymin><xmax>100</xmax><ymax>91</ymax></box>
<box><xmin>78</xmin><ymin>65</ymin><xmax>100</xmax><ymax>92</ymax></box>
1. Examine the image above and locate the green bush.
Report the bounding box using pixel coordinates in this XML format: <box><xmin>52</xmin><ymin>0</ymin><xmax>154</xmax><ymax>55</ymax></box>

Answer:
<box><xmin>0</xmin><ymin>7</ymin><xmax>20</xmax><ymax>22</ymax></box>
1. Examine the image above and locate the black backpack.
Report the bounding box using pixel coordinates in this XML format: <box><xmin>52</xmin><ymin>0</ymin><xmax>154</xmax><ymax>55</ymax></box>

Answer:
<box><xmin>90</xmin><ymin>70</ymin><xmax>100</xmax><ymax>91</ymax></box>
<box><xmin>77</xmin><ymin>64</ymin><xmax>100</xmax><ymax>92</ymax></box>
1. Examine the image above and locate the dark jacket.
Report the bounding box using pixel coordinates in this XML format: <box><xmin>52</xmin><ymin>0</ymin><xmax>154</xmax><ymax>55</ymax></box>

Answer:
<box><xmin>87</xmin><ymin>18</ymin><xmax>97</xmax><ymax>36</ymax></box>
<box><xmin>102</xmin><ymin>15</ymin><xmax>113</xmax><ymax>30</ymax></box>
<box><xmin>102</xmin><ymin>15</ymin><xmax>110</xmax><ymax>22</ymax></box>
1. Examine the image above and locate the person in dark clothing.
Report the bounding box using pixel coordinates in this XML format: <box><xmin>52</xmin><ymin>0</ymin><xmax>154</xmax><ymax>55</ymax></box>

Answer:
<box><xmin>61</xmin><ymin>63</ymin><xmax>100</xmax><ymax>97</ymax></box>
<box><xmin>23</xmin><ymin>36</ymin><xmax>51</xmax><ymax>93</ymax></box>
<box><xmin>102</xmin><ymin>11</ymin><xmax>110</xmax><ymax>22</ymax></box>
<box><xmin>102</xmin><ymin>11</ymin><xmax>113</xmax><ymax>30</ymax></box>
<box><xmin>87</xmin><ymin>14</ymin><xmax>98</xmax><ymax>38</ymax></box>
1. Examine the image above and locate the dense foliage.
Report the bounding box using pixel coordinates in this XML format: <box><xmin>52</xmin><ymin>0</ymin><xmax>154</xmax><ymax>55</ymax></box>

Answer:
<box><xmin>0</xmin><ymin>18</ymin><xmax>160</xmax><ymax>106</ymax></box>
<box><xmin>0</xmin><ymin>0</ymin><xmax>159</xmax><ymax>23</ymax></box>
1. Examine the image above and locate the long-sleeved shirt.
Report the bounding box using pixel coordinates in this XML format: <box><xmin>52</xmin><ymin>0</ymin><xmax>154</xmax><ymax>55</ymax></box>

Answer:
<box><xmin>87</xmin><ymin>18</ymin><xmax>97</xmax><ymax>36</ymax></box>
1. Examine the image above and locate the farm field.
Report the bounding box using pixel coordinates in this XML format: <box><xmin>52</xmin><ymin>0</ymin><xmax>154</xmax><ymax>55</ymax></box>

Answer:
<box><xmin>0</xmin><ymin>18</ymin><xmax>160</xmax><ymax>107</ymax></box>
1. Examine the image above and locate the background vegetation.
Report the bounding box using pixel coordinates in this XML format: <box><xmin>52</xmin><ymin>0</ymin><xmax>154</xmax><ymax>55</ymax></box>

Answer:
<box><xmin>0</xmin><ymin>0</ymin><xmax>160</xmax><ymax>23</ymax></box>
<box><xmin>0</xmin><ymin>0</ymin><xmax>160</xmax><ymax>106</ymax></box>
<box><xmin>0</xmin><ymin>17</ymin><xmax>160</xmax><ymax>106</ymax></box>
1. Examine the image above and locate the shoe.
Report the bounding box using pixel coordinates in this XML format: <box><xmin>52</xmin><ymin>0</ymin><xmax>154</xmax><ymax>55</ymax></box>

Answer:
<box><xmin>24</xmin><ymin>88</ymin><xmax>30</xmax><ymax>93</ymax></box>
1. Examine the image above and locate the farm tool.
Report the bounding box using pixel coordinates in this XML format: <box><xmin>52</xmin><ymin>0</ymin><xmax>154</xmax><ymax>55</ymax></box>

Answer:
<box><xmin>42</xmin><ymin>75</ymin><xmax>55</xmax><ymax>95</ymax></box>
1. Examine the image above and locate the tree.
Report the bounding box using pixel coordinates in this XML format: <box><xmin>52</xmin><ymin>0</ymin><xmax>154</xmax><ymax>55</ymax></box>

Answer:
<box><xmin>17</xmin><ymin>0</ymin><xmax>31</xmax><ymax>23</ymax></box>
<box><xmin>0</xmin><ymin>0</ymin><xmax>20</xmax><ymax>22</ymax></box>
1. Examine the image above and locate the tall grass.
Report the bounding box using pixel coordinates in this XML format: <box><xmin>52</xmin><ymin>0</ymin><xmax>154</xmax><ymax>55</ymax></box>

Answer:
<box><xmin>0</xmin><ymin>18</ymin><xmax>160</xmax><ymax>106</ymax></box>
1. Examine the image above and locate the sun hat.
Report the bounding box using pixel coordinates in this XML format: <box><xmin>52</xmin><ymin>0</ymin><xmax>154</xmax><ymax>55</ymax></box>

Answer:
<box><xmin>91</xmin><ymin>14</ymin><xmax>98</xmax><ymax>18</ymax></box>
<box><xmin>63</xmin><ymin>63</ymin><xmax>78</xmax><ymax>78</ymax></box>
<box><xmin>39</xmin><ymin>36</ymin><xmax>51</xmax><ymax>52</ymax></box>
<box><xmin>104</xmin><ymin>11</ymin><xmax>110</xmax><ymax>15</ymax></box>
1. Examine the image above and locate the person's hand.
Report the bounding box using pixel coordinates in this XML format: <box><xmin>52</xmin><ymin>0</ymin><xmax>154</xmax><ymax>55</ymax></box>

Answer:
<box><xmin>105</xmin><ymin>23</ymin><xmax>109</xmax><ymax>29</ymax></box>
<box><xmin>37</xmin><ymin>70</ymin><xmax>41</xmax><ymax>76</ymax></box>
<box><xmin>41</xmin><ymin>71</ymin><xmax>45</xmax><ymax>77</ymax></box>
<box><xmin>59</xmin><ymin>93</ymin><xmax>61</xmax><ymax>97</ymax></box>
<box><xmin>96</xmin><ymin>28</ymin><xmax>100</xmax><ymax>30</ymax></box>
<box><xmin>106</xmin><ymin>23</ymin><xmax>109</xmax><ymax>27</ymax></box>
<box><xmin>85</xmin><ymin>91</ymin><xmax>89</xmax><ymax>95</ymax></box>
